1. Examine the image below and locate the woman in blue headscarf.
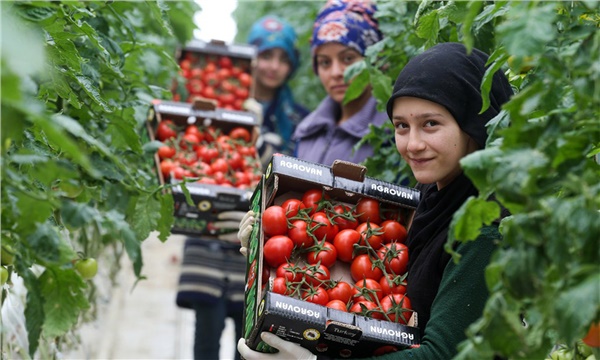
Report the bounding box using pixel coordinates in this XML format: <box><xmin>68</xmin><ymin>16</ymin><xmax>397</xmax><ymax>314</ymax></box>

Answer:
<box><xmin>247</xmin><ymin>16</ymin><xmax>309</xmax><ymax>168</ymax></box>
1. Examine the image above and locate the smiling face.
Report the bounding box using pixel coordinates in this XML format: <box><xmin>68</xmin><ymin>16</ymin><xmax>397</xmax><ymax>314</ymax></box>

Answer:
<box><xmin>314</xmin><ymin>42</ymin><xmax>363</xmax><ymax>103</ymax></box>
<box><xmin>255</xmin><ymin>47</ymin><xmax>292</xmax><ymax>91</ymax></box>
<box><xmin>391</xmin><ymin>96</ymin><xmax>478</xmax><ymax>189</ymax></box>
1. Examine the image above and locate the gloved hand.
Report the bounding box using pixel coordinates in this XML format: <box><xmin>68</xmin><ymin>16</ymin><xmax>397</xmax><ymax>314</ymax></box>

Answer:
<box><xmin>237</xmin><ymin>210</ymin><xmax>256</xmax><ymax>256</ymax></box>
<box><xmin>243</xmin><ymin>98</ymin><xmax>263</xmax><ymax>125</ymax></box>
<box><xmin>212</xmin><ymin>211</ymin><xmax>249</xmax><ymax>243</ymax></box>
<box><xmin>237</xmin><ymin>332</ymin><xmax>317</xmax><ymax>360</ymax></box>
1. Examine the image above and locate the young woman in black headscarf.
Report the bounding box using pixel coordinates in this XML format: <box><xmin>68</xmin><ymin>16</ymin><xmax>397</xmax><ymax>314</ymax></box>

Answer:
<box><xmin>237</xmin><ymin>42</ymin><xmax>514</xmax><ymax>359</ymax></box>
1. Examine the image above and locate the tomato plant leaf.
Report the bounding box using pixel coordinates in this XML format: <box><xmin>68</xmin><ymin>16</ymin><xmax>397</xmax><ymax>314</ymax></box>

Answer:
<box><xmin>343</xmin><ymin>69</ymin><xmax>369</xmax><ymax>105</ymax></box>
<box><xmin>497</xmin><ymin>3</ymin><xmax>556</xmax><ymax>57</ymax></box>
<box><xmin>39</xmin><ymin>267</ymin><xmax>89</xmax><ymax>338</ymax></box>
<box><xmin>106</xmin><ymin>111</ymin><xmax>142</xmax><ymax>153</ymax></box>
<box><xmin>131</xmin><ymin>193</ymin><xmax>162</xmax><ymax>242</ymax></box>
<box><xmin>554</xmin><ymin>272</ymin><xmax>600</xmax><ymax>343</ymax></box>
<box><xmin>157</xmin><ymin>194</ymin><xmax>175</xmax><ymax>242</ymax></box>
<box><xmin>21</xmin><ymin>267</ymin><xmax>45</xmax><ymax>358</ymax></box>
<box><xmin>450</xmin><ymin>197</ymin><xmax>500</xmax><ymax>243</ymax></box>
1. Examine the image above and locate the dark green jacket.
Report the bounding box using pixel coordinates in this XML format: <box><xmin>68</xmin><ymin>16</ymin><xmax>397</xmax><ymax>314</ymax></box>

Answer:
<box><xmin>364</xmin><ymin>225</ymin><xmax>500</xmax><ymax>359</ymax></box>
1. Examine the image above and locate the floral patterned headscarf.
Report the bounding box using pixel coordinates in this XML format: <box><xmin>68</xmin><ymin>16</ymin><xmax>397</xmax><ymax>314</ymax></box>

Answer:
<box><xmin>310</xmin><ymin>0</ymin><xmax>383</xmax><ymax>73</ymax></box>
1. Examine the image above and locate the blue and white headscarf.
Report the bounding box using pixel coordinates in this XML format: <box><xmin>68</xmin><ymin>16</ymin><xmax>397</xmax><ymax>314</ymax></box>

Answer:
<box><xmin>247</xmin><ymin>15</ymin><xmax>300</xmax><ymax>77</ymax></box>
<box><xmin>310</xmin><ymin>0</ymin><xmax>383</xmax><ymax>72</ymax></box>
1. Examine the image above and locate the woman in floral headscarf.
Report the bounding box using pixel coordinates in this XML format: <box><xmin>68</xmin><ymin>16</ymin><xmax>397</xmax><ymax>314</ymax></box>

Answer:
<box><xmin>291</xmin><ymin>0</ymin><xmax>387</xmax><ymax>166</ymax></box>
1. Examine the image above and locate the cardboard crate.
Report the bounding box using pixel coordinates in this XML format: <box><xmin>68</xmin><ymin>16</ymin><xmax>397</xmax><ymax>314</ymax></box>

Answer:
<box><xmin>242</xmin><ymin>154</ymin><xmax>421</xmax><ymax>358</ymax></box>
<box><xmin>173</xmin><ymin>39</ymin><xmax>257</xmax><ymax>108</ymax></box>
<box><xmin>147</xmin><ymin>99</ymin><xmax>261</xmax><ymax>236</ymax></box>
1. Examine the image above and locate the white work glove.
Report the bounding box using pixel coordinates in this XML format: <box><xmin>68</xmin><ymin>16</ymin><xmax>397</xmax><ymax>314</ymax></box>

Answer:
<box><xmin>212</xmin><ymin>211</ymin><xmax>248</xmax><ymax>243</ymax></box>
<box><xmin>237</xmin><ymin>210</ymin><xmax>256</xmax><ymax>256</ymax></box>
<box><xmin>237</xmin><ymin>332</ymin><xmax>316</xmax><ymax>360</ymax></box>
<box><xmin>243</xmin><ymin>98</ymin><xmax>264</xmax><ymax>126</ymax></box>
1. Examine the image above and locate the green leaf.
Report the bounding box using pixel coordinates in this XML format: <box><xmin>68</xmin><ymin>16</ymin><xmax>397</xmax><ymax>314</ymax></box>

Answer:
<box><xmin>61</xmin><ymin>201</ymin><xmax>102</xmax><ymax>229</ymax></box>
<box><xmin>16</xmin><ymin>195</ymin><xmax>54</xmax><ymax>234</ymax></box>
<box><xmin>343</xmin><ymin>70</ymin><xmax>370</xmax><ymax>104</ymax></box>
<box><xmin>131</xmin><ymin>193</ymin><xmax>161</xmax><ymax>241</ymax></box>
<box><xmin>415</xmin><ymin>10</ymin><xmax>440</xmax><ymax>45</ymax></box>
<box><xmin>497</xmin><ymin>3</ymin><xmax>557</xmax><ymax>57</ymax></box>
<box><xmin>73</xmin><ymin>75</ymin><xmax>113</xmax><ymax>113</ymax></box>
<box><xmin>21</xmin><ymin>267</ymin><xmax>44</xmax><ymax>357</ymax></box>
<box><xmin>555</xmin><ymin>272</ymin><xmax>600</xmax><ymax>343</ymax></box>
<box><xmin>105</xmin><ymin>109</ymin><xmax>143</xmax><ymax>153</ymax></box>
<box><xmin>451</xmin><ymin>197</ymin><xmax>500</xmax><ymax>242</ymax></box>
<box><xmin>40</xmin><ymin>267</ymin><xmax>89</xmax><ymax>338</ymax></box>
<box><xmin>157</xmin><ymin>193</ymin><xmax>174</xmax><ymax>242</ymax></box>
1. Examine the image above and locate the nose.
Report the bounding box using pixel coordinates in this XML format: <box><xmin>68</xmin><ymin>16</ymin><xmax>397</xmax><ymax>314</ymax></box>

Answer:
<box><xmin>406</xmin><ymin>129</ymin><xmax>426</xmax><ymax>154</ymax></box>
<box><xmin>330</xmin><ymin>59</ymin><xmax>345</xmax><ymax>78</ymax></box>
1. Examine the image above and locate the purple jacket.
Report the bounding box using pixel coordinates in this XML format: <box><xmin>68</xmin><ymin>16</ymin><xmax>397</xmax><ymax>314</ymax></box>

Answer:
<box><xmin>292</xmin><ymin>96</ymin><xmax>388</xmax><ymax>166</ymax></box>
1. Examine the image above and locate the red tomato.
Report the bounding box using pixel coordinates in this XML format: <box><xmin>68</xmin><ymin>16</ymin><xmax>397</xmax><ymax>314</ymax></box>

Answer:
<box><xmin>356</xmin><ymin>222</ymin><xmax>383</xmax><ymax>251</ymax></box>
<box><xmin>201</xmin><ymin>85</ymin><xmax>217</xmax><ymax>99</ymax></box>
<box><xmin>373</xmin><ymin>346</ymin><xmax>399</xmax><ymax>356</ymax></box>
<box><xmin>179</xmin><ymin>59</ymin><xmax>192</xmax><ymax>71</ymax></box>
<box><xmin>379</xmin><ymin>274</ymin><xmax>407</xmax><ymax>296</ymax></box>
<box><xmin>272</xmin><ymin>277</ymin><xmax>291</xmax><ymax>295</ymax></box>
<box><xmin>196</xmin><ymin>145</ymin><xmax>219</xmax><ymax>163</ymax></box>
<box><xmin>288</xmin><ymin>220</ymin><xmax>314</xmax><ymax>248</ymax></box>
<box><xmin>228</xmin><ymin>152</ymin><xmax>244</xmax><ymax>170</ymax></box>
<box><xmin>306</xmin><ymin>241</ymin><xmax>337</xmax><ymax>268</ymax></box>
<box><xmin>281</xmin><ymin>198</ymin><xmax>306</xmax><ymax>219</ymax></box>
<box><xmin>262</xmin><ymin>205</ymin><xmax>289</xmax><ymax>236</ymax></box>
<box><xmin>159</xmin><ymin>159</ymin><xmax>177</xmax><ymax>179</ymax></box>
<box><xmin>302</xmin><ymin>287</ymin><xmax>329</xmax><ymax>306</ymax></box>
<box><xmin>276</xmin><ymin>263</ymin><xmax>303</xmax><ymax>283</ymax></box>
<box><xmin>326</xmin><ymin>299</ymin><xmax>348</xmax><ymax>312</ymax></box>
<box><xmin>349</xmin><ymin>300</ymin><xmax>383</xmax><ymax>320</ymax></box>
<box><xmin>234</xmin><ymin>87</ymin><xmax>249</xmax><ymax>100</ymax></box>
<box><xmin>583</xmin><ymin>321</ymin><xmax>600</xmax><ymax>347</ymax></box>
<box><xmin>218</xmin><ymin>92</ymin><xmax>235</xmax><ymax>107</ymax></box>
<box><xmin>229</xmin><ymin>127</ymin><xmax>251</xmax><ymax>142</ymax></box>
<box><xmin>303</xmin><ymin>264</ymin><xmax>330</xmax><ymax>287</ymax></box>
<box><xmin>380</xmin><ymin>294</ymin><xmax>412</xmax><ymax>323</ymax></box>
<box><xmin>263</xmin><ymin>235</ymin><xmax>294</xmax><ymax>268</ymax></box>
<box><xmin>381</xmin><ymin>220</ymin><xmax>407</xmax><ymax>244</ymax></box>
<box><xmin>210</xmin><ymin>158</ymin><xmax>229</xmax><ymax>174</ymax></box>
<box><xmin>353</xmin><ymin>278</ymin><xmax>383</xmax><ymax>302</ymax></box>
<box><xmin>350</xmin><ymin>254</ymin><xmax>383</xmax><ymax>282</ymax></box>
<box><xmin>218</xmin><ymin>55</ymin><xmax>233</xmax><ymax>69</ymax></box>
<box><xmin>157</xmin><ymin>146</ymin><xmax>176</xmax><ymax>159</ymax></box>
<box><xmin>180</xmin><ymin>133</ymin><xmax>201</xmax><ymax>151</ymax></box>
<box><xmin>302</xmin><ymin>188</ymin><xmax>327</xmax><ymax>215</ymax></box>
<box><xmin>155</xmin><ymin>120</ymin><xmax>177</xmax><ymax>141</ymax></box>
<box><xmin>190</xmin><ymin>68</ymin><xmax>203</xmax><ymax>79</ymax></box>
<box><xmin>238</xmin><ymin>72</ymin><xmax>252</xmax><ymax>88</ymax></box>
<box><xmin>326</xmin><ymin>281</ymin><xmax>354</xmax><ymax>304</ymax></box>
<box><xmin>331</xmin><ymin>204</ymin><xmax>358</xmax><ymax>230</ymax></box>
<box><xmin>356</xmin><ymin>198</ymin><xmax>381</xmax><ymax>224</ymax></box>
<box><xmin>310</xmin><ymin>212</ymin><xmax>339</xmax><ymax>242</ymax></box>
<box><xmin>377</xmin><ymin>242</ymin><xmax>409</xmax><ymax>275</ymax></box>
<box><xmin>184</xmin><ymin>125</ymin><xmax>204</xmax><ymax>142</ymax></box>
<box><xmin>333</xmin><ymin>229</ymin><xmax>361</xmax><ymax>263</ymax></box>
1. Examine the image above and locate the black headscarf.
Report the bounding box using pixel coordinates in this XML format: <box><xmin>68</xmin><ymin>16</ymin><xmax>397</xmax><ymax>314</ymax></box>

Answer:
<box><xmin>387</xmin><ymin>43</ymin><xmax>513</xmax><ymax>334</ymax></box>
<box><xmin>386</xmin><ymin>42</ymin><xmax>513</xmax><ymax>149</ymax></box>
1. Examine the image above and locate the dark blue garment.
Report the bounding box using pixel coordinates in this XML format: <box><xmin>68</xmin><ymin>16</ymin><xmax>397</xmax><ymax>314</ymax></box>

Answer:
<box><xmin>193</xmin><ymin>298</ymin><xmax>243</xmax><ymax>360</ymax></box>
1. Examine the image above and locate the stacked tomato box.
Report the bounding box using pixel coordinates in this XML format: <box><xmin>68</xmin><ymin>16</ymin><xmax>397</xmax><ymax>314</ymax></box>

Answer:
<box><xmin>242</xmin><ymin>154</ymin><xmax>422</xmax><ymax>358</ymax></box>
<box><xmin>172</xmin><ymin>39</ymin><xmax>256</xmax><ymax>109</ymax></box>
<box><xmin>147</xmin><ymin>99</ymin><xmax>262</xmax><ymax>236</ymax></box>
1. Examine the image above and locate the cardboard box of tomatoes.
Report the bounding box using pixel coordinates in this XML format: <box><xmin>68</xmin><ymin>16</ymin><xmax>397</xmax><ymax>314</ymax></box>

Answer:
<box><xmin>172</xmin><ymin>39</ymin><xmax>256</xmax><ymax>109</ymax></box>
<box><xmin>147</xmin><ymin>99</ymin><xmax>263</xmax><ymax>237</ymax></box>
<box><xmin>242</xmin><ymin>154</ymin><xmax>422</xmax><ymax>358</ymax></box>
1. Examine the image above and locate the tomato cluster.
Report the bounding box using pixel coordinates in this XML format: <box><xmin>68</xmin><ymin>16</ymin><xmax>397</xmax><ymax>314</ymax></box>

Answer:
<box><xmin>260</xmin><ymin>188</ymin><xmax>414</xmax><ymax>326</ymax></box>
<box><xmin>173</xmin><ymin>52</ymin><xmax>252</xmax><ymax>110</ymax></box>
<box><xmin>155</xmin><ymin>119</ymin><xmax>262</xmax><ymax>189</ymax></box>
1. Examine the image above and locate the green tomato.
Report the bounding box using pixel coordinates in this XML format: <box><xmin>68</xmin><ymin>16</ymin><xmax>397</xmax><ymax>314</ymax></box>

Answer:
<box><xmin>75</xmin><ymin>258</ymin><xmax>98</xmax><ymax>280</ymax></box>
<box><xmin>1</xmin><ymin>245</ymin><xmax>14</xmax><ymax>265</ymax></box>
<box><xmin>0</xmin><ymin>266</ymin><xmax>8</xmax><ymax>285</ymax></box>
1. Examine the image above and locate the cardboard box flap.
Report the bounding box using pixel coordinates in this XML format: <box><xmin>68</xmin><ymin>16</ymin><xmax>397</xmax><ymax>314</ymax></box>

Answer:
<box><xmin>180</xmin><ymin>39</ymin><xmax>257</xmax><ymax>59</ymax></box>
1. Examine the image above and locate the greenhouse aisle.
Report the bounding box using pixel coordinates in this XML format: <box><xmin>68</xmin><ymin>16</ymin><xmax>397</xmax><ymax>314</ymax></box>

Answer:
<box><xmin>63</xmin><ymin>232</ymin><xmax>236</xmax><ymax>360</ymax></box>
